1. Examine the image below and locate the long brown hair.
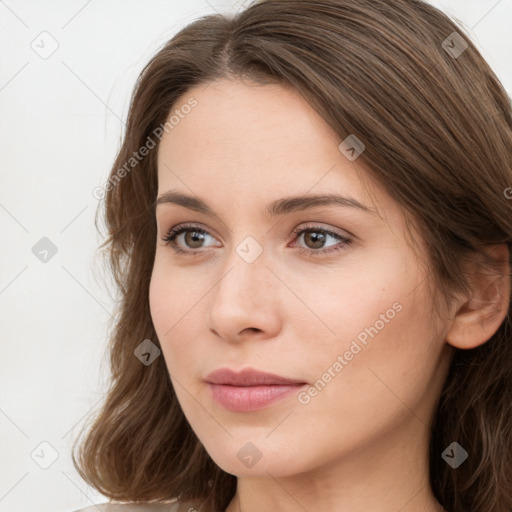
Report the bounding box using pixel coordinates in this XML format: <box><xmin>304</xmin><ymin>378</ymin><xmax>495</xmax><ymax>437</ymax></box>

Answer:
<box><xmin>72</xmin><ymin>1</ymin><xmax>512</xmax><ymax>511</ymax></box>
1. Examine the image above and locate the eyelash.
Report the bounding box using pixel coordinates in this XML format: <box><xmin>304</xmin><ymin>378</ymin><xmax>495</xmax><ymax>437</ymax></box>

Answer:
<box><xmin>160</xmin><ymin>223</ymin><xmax>353</xmax><ymax>257</ymax></box>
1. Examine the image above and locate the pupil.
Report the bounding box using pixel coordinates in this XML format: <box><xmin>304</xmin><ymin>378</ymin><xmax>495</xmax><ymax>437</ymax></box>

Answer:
<box><xmin>186</xmin><ymin>231</ymin><xmax>204</xmax><ymax>248</ymax></box>
<box><xmin>307</xmin><ymin>232</ymin><xmax>325</xmax><ymax>248</ymax></box>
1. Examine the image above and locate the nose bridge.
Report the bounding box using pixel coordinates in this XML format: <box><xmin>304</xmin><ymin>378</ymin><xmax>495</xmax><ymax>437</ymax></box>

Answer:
<box><xmin>216</xmin><ymin>236</ymin><xmax>272</xmax><ymax>305</ymax></box>
<box><xmin>207</xmin><ymin>235</ymin><xmax>281</xmax><ymax>337</ymax></box>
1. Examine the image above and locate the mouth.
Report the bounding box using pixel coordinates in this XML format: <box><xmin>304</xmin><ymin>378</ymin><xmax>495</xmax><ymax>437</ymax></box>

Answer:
<box><xmin>204</xmin><ymin>367</ymin><xmax>308</xmax><ymax>412</ymax></box>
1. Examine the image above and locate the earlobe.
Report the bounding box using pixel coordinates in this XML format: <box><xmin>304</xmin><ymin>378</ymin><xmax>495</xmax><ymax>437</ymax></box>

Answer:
<box><xmin>446</xmin><ymin>244</ymin><xmax>511</xmax><ymax>350</ymax></box>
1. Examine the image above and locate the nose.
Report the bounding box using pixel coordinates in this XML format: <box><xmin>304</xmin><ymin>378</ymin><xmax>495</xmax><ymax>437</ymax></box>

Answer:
<box><xmin>207</xmin><ymin>246</ymin><xmax>283</xmax><ymax>344</ymax></box>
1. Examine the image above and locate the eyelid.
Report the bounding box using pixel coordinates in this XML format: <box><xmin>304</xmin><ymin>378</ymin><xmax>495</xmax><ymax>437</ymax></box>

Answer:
<box><xmin>162</xmin><ymin>221</ymin><xmax>221</xmax><ymax>240</ymax></box>
<box><xmin>290</xmin><ymin>222</ymin><xmax>353</xmax><ymax>239</ymax></box>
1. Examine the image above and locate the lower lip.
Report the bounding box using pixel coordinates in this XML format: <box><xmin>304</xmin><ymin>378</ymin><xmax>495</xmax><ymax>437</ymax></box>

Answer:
<box><xmin>207</xmin><ymin>383</ymin><xmax>306</xmax><ymax>412</ymax></box>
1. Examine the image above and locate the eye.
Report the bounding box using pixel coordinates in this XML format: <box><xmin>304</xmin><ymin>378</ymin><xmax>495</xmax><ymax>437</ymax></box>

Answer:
<box><xmin>290</xmin><ymin>224</ymin><xmax>353</xmax><ymax>256</ymax></box>
<box><xmin>161</xmin><ymin>223</ymin><xmax>221</xmax><ymax>254</ymax></box>
<box><xmin>160</xmin><ymin>223</ymin><xmax>353</xmax><ymax>256</ymax></box>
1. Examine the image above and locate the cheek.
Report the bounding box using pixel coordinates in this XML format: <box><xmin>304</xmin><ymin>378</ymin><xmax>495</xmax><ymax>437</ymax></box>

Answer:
<box><xmin>286</xmin><ymin>300</ymin><xmax>439</xmax><ymax>470</ymax></box>
<box><xmin>148</xmin><ymin>261</ymin><xmax>183</xmax><ymax>361</ymax></box>
<box><xmin>292</xmin><ymin>246</ymin><xmax>412</xmax><ymax>353</ymax></box>
<box><xmin>148</xmin><ymin>261</ymin><xmax>169</xmax><ymax>337</ymax></box>
<box><xmin>149</xmin><ymin>251</ymin><xmax>197</xmax><ymax>330</ymax></box>
<box><xmin>148</xmin><ymin>258</ymin><xmax>206</xmax><ymax>374</ymax></box>
<box><xmin>301</xmin><ymin>277</ymin><xmax>440</xmax><ymax>432</ymax></box>
<box><xmin>293</xmin><ymin>244</ymin><xmax>437</xmax><ymax>400</ymax></box>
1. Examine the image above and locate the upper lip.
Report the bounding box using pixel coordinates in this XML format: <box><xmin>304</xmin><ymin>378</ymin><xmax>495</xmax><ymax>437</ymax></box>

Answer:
<box><xmin>205</xmin><ymin>368</ymin><xmax>307</xmax><ymax>386</ymax></box>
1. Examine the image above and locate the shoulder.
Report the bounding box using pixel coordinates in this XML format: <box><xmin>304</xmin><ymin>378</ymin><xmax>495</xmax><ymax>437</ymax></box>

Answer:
<box><xmin>72</xmin><ymin>500</ymin><xmax>201</xmax><ymax>512</ymax></box>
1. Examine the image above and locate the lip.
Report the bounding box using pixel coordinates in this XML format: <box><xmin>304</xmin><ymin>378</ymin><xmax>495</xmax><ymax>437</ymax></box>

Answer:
<box><xmin>205</xmin><ymin>368</ymin><xmax>308</xmax><ymax>412</ymax></box>
<box><xmin>205</xmin><ymin>368</ymin><xmax>307</xmax><ymax>386</ymax></box>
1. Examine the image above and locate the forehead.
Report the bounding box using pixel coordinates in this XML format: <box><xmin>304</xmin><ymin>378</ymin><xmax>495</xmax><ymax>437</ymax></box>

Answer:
<box><xmin>155</xmin><ymin>78</ymin><xmax>388</xmax><ymax>218</ymax></box>
<box><xmin>158</xmin><ymin>79</ymin><xmax>338</xmax><ymax>166</ymax></box>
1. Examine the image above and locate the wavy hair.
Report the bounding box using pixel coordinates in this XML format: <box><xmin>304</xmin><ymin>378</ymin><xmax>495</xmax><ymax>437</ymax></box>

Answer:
<box><xmin>72</xmin><ymin>1</ymin><xmax>512</xmax><ymax>511</ymax></box>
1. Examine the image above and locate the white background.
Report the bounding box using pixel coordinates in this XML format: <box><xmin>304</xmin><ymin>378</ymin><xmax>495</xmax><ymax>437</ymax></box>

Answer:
<box><xmin>0</xmin><ymin>1</ymin><xmax>511</xmax><ymax>511</ymax></box>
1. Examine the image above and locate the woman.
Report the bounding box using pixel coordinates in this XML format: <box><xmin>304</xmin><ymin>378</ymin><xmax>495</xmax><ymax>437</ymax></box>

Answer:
<box><xmin>72</xmin><ymin>1</ymin><xmax>512</xmax><ymax>511</ymax></box>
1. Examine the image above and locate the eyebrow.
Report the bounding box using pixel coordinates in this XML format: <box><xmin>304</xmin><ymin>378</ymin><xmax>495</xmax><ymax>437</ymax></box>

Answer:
<box><xmin>155</xmin><ymin>190</ymin><xmax>375</xmax><ymax>220</ymax></box>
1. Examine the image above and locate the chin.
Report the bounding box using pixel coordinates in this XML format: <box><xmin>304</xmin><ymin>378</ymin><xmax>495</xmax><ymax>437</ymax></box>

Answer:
<box><xmin>200</xmin><ymin>435</ymin><xmax>314</xmax><ymax>478</ymax></box>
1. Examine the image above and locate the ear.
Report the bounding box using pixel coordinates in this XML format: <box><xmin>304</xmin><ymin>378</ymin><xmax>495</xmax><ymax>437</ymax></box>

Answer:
<box><xmin>446</xmin><ymin>243</ymin><xmax>511</xmax><ymax>350</ymax></box>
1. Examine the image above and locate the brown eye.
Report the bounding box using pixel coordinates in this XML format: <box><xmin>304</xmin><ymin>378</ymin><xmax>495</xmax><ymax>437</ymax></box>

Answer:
<box><xmin>183</xmin><ymin>230</ymin><xmax>207</xmax><ymax>249</ymax></box>
<box><xmin>161</xmin><ymin>224</ymin><xmax>221</xmax><ymax>254</ymax></box>
<box><xmin>290</xmin><ymin>225</ymin><xmax>353</xmax><ymax>257</ymax></box>
<box><xmin>302</xmin><ymin>231</ymin><xmax>328</xmax><ymax>249</ymax></box>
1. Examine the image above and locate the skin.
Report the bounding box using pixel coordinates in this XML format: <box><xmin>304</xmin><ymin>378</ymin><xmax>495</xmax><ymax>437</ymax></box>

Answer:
<box><xmin>149</xmin><ymin>77</ymin><xmax>510</xmax><ymax>512</ymax></box>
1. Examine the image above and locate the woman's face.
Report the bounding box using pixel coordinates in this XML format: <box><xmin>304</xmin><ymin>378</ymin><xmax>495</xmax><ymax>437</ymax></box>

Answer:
<box><xmin>149</xmin><ymin>78</ymin><xmax>453</xmax><ymax>477</ymax></box>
